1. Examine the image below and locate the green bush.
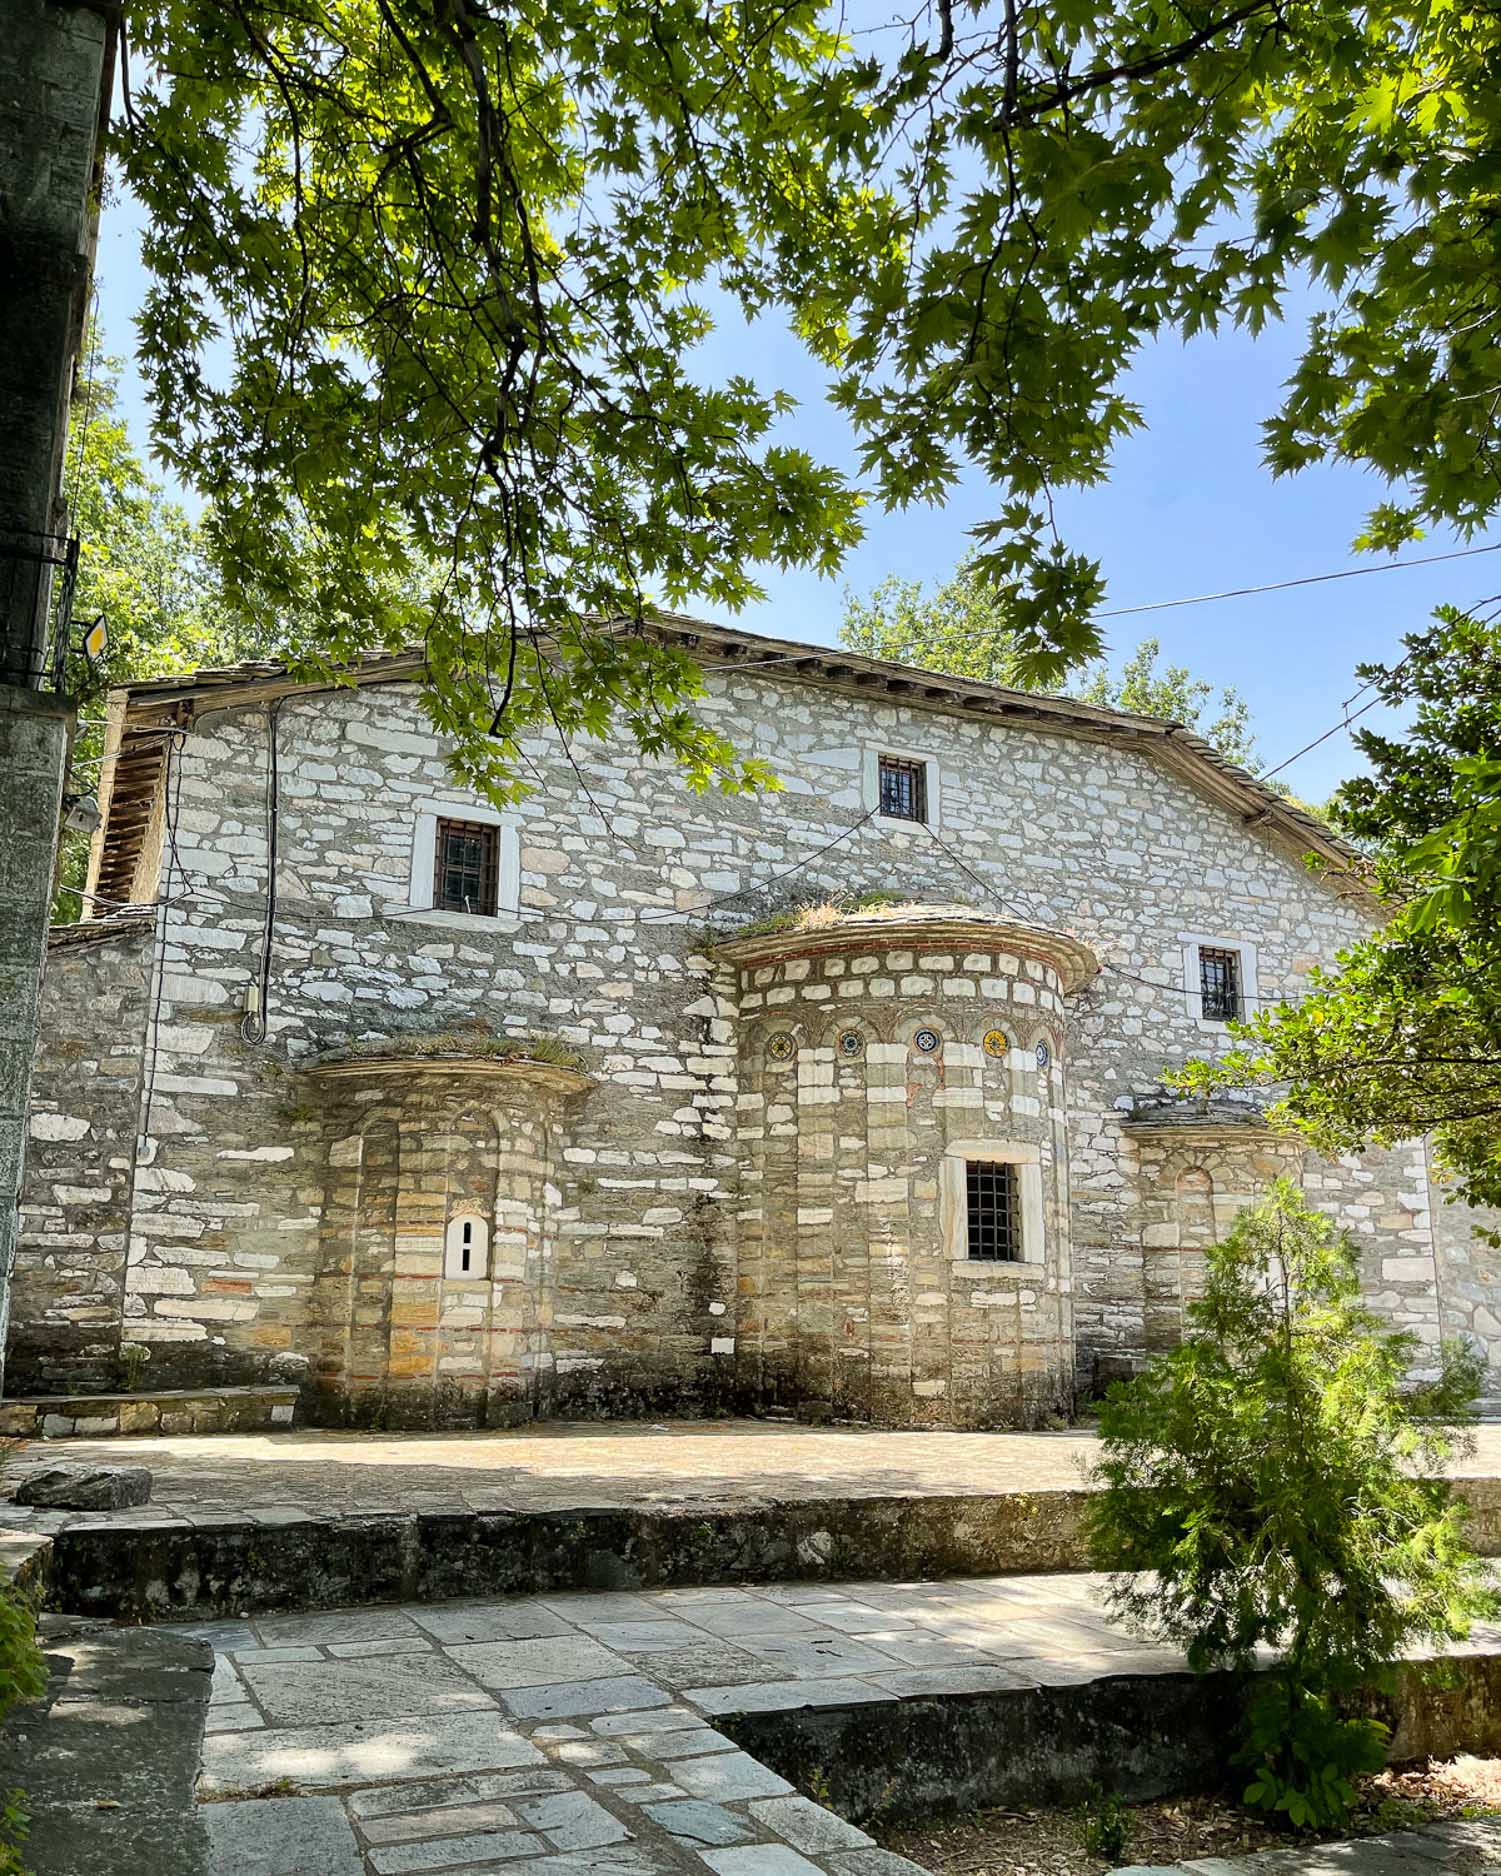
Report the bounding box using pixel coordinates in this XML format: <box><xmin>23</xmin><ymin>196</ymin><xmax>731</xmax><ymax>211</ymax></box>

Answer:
<box><xmin>1080</xmin><ymin>1783</ymin><xmax>1132</xmax><ymax>1861</ymax></box>
<box><xmin>0</xmin><ymin>1458</ymin><xmax>48</xmax><ymax>1874</ymax></box>
<box><xmin>0</xmin><ymin>1587</ymin><xmax>44</xmax><ymax>1723</ymax></box>
<box><xmin>0</xmin><ymin>1788</ymin><xmax>28</xmax><ymax>1876</ymax></box>
<box><xmin>1083</xmin><ymin>1178</ymin><xmax>1495</xmax><ymax>1832</ymax></box>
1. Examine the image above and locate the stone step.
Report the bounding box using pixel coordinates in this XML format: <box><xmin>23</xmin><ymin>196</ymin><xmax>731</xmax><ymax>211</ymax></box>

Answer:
<box><xmin>28</xmin><ymin>1468</ymin><xmax>1501</xmax><ymax>1622</ymax></box>
<box><xmin>43</xmin><ymin>1490</ymin><xmax>1096</xmax><ymax>1622</ymax></box>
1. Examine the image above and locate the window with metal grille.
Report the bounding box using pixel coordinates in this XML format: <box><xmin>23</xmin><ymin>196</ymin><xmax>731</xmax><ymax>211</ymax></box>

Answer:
<box><xmin>433</xmin><ymin>818</ymin><xmax>500</xmax><ymax>916</ymax></box>
<box><xmin>1199</xmin><ymin>945</ymin><xmax>1242</xmax><ymax>1023</ymax></box>
<box><xmin>966</xmin><ymin>1160</ymin><xmax>1022</xmax><ymax>1262</ymax></box>
<box><xmin>878</xmin><ymin>755</ymin><xmax>928</xmax><ymax>823</ymax></box>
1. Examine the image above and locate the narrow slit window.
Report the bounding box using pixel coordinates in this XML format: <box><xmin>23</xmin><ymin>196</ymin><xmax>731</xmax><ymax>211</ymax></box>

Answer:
<box><xmin>878</xmin><ymin>756</ymin><xmax>928</xmax><ymax>824</ymax></box>
<box><xmin>434</xmin><ymin>818</ymin><xmax>500</xmax><ymax>916</ymax></box>
<box><xmin>1198</xmin><ymin>946</ymin><xmax>1242</xmax><ymax>1023</ymax></box>
<box><xmin>966</xmin><ymin>1160</ymin><xmax>1022</xmax><ymax>1262</ymax></box>
<box><xmin>444</xmin><ymin>1212</ymin><xmax>489</xmax><ymax>1279</ymax></box>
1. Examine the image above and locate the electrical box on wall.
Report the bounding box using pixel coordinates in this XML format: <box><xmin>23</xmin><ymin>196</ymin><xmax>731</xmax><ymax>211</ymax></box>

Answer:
<box><xmin>444</xmin><ymin>1211</ymin><xmax>489</xmax><ymax>1280</ymax></box>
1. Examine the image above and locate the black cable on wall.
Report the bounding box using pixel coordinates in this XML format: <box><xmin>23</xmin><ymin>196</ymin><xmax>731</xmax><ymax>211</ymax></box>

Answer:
<box><xmin>240</xmin><ymin>699</ymin><xmax>283</xmax><ymax>1046</ymax></box>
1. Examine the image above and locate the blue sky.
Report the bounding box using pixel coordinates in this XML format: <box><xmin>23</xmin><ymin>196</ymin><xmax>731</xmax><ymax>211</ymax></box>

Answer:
<box><xmin>93</xmin><ymin>176</ymin><xmax>1495</xmax><ymax>805</ymax></box>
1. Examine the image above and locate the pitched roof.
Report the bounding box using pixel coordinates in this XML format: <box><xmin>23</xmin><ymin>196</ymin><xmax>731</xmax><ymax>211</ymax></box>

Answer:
<box><xmin>88</xmin><ymin>612</ymin><xmax>1373</xmax><ymax>911</ymax></box>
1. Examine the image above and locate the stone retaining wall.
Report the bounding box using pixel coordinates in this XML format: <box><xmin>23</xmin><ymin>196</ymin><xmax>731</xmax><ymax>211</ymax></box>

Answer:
<box><xmin>39</xmin><ymin>1476</ymin><xmax>1501</xmax><ymax>1622</ymax></box>
<box><xmin>727</xmin><ymin>1656</ymin><xmax>1501</xmax><ymax>1825</ymax></box>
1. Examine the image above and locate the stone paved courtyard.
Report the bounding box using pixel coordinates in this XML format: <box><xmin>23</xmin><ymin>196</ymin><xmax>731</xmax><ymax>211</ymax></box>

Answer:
<box><xmin>174</xmin><ymin>1570</ymin><xmax>1501</xmax><ymax>1876</ymax></box>
<box><xmin>8</xmin><ymin>1421</ymin><xmax>1104</xmax><ymax>1518</ymax></box>
<box><xmin>180</xmin><ymin>1572</ymin><xmax>1182</xmax><ymax>1876</ymax></box>
<box><xmin>16</xmin><ymin>1420</ymin><xmax>1501</xmax><ymax>1525</ymax></box>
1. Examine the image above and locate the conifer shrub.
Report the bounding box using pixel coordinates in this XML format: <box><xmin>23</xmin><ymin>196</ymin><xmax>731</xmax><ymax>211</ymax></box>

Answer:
<box><xmin>1083</xmin><ymin>1179</ymin><xmax>1495</xmax><ymax>1831</ymax></box>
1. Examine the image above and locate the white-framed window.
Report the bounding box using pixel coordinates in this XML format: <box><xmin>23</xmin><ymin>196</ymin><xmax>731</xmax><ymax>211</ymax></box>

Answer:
<box><xmin>444</xmin><ymin>1211</ymin><xmax>489</xmax><ymax>1280</ymax></box>
<box><xmin>940</xmin><ymin>1139</ymin><xmax>1045</xmax><ymax>1266</ymax></box>
<box><xmin>862</xmin><ymin>745</ymin><xmax>942</xmax><ymax>829</ymax></box>
<box><xmin>1179</xmin><ymin>932</ymin><xmax>1258</xmax><ymax>1031</ymax></box>
<box><xmin>386</xmin><ymin>799</ymin><xmax>520</xmax><ymax>931</ymax></box>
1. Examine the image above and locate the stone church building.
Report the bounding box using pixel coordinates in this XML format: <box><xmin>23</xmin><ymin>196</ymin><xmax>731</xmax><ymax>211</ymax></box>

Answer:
<box><xmin>13</xmin><ymin>617</ymin><xmax>1498</xmax><ymax>1428</ymax></box>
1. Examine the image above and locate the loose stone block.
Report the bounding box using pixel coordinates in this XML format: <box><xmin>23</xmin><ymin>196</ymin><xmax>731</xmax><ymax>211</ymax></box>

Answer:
<box><xmin>15</xmin><ymin>1464</ymin><xmax>151</xmax><ymax>1510</ymax></box>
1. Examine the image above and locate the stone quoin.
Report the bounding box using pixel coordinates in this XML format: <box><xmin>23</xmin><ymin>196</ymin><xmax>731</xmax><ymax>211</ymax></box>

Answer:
<box><xmin>13</xmin><ymin>617</ymin><xmax>1498</xmax><ymax>1427</ymax></box>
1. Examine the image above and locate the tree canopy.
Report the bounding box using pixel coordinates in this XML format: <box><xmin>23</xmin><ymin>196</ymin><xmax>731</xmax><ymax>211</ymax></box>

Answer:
<box><xmin>112</xmin><ymin>0</ymin><xmax>1501</xmax><ymax>799</ymax></box>
<box><xmin>1179</xmin><ymin>610</ymin><xmax>1501</xmax><ymax>1217</ymax></box>
<box><xmin>839</xmin><ymin>554</ymin><xmax>1040</xmax><ymax>688</ymax></box>
<box><xmin>839</xmin><ymin>556</ymin><xmax>1263</xmax><ymax>765</ymax></box>
<box><xmin>55</xmin><ymin>335</ymin><xmax>282</xmax><ymax>917</ymax></box>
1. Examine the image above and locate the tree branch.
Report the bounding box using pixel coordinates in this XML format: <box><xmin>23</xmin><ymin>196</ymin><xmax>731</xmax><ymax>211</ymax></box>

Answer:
<box><xmin>991</xmin><ymin>0</ymin><xmax>1280</xmax><ymax>129</ymax></box>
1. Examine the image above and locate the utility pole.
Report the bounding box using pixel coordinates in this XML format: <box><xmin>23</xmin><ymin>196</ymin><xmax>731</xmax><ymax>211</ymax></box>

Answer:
<box><xmin>0</xmin><ymin>0</ymin><xmax>115</xmax><ymax>1390</ymax></box>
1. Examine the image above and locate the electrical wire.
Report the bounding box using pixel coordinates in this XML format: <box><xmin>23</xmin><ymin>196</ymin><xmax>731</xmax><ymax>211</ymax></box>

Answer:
<box><xmin>730</xmin><ymin>540</ymin><xmax>1501</xmax><ymax>675</ymax></box>
<box><xmin>63</xmin><ymin>287</ymin><xmax>101</xmax><ymax>520</ymax></box>
<box><xmin>1095</xmin><ymin>539</ymin><xmax>1501</xmax><ymax>621</ymax></box>
<box><xmin>141</xmin><ymin>718</ymin><xmax>1316</xmax><ymax>1016</ymax></box>
<box><xmin>637</xmin><ymin>808</ymin><xmax>880</xmax><ymax>922</ymax></box>
<box><xmin>918</xmin><ymin>817</ymin><xmax>1310</xmax><ymax>1010</ymax></box>
<box><xmin>1256</xmin><ymin>690</ymin><xmax>1390</xmax><ymax>785</ymax></box>
<box><xmin>138</xmin><ymin>731</ymin><xmax>185</xmax><ymax>1147</ymax></box>
<box><xmin>378</xmin><ymin>806</ymin><xmax>882</xmax><ymax>932</ymax></box>
<box><xmin>1251</xmin><ymin>589</ymin><xmax>1501</xmax><ymax>785</ymax></box>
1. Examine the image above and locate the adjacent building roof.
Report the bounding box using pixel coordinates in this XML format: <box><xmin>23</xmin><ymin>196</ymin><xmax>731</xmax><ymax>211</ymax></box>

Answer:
<box><xmin>1120</xmin><ymin>1094</ymin><xmax>1280</xmax><ymax>1138</ymax></box>
<box><xmin>87</xmin><ymin>611</ymin><xmax>1373</xmax><ymax>913</ymax></box>
<box><xmin>47</xmin><ymin>916</ymin><xmax>154</xmax><ymax>952</ymax></box>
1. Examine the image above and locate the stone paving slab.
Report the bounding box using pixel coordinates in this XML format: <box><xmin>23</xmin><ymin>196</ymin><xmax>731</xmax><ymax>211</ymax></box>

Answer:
<box><xmin>0</xmin><ymin>1619</ymin><xmax>212</xmax><ymax>1876</ymax></box>
<box><xmin>169</xmin><ymin>1571</ymin><xmax>1501</xmax><ymax>1876</ymax></box>
<box><xmin>204</xmin><ymin>1795</ymin><xmax>363</xmax><ymax>1876</ymax></box>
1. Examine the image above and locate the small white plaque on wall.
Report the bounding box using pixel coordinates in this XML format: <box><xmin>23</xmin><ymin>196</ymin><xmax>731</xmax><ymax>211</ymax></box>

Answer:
<box><xmin>444</xmin><ymin>1212</ymin><xmax>490</xmax><ymax>1280</ymax></box>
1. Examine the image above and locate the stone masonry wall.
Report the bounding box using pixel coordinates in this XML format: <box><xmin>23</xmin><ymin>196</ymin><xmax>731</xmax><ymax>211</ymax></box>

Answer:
<box><xmin>15</xmin><ymin>662</ymin><xmax>1499</xmax><ymax>1422</ymax></box>
<box><xmin>10</xmin><ymin>920</ymin><xmax>151</xmax><ymax>1393</ymax></box>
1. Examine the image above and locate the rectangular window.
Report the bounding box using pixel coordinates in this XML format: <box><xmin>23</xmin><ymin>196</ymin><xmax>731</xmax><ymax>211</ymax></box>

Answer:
<box><xmin>966</xmin><ymin>1160</ymin><xmax>1022</xmax><ymax>1262</ymax></box>
<box><xmin>1198</xmin><ymin>945</ymin><xmax>1242</xmax><ymax>1023</ymax></box>
<box><xmin>878</xmin><ymin>755</ymin><xmax>928</xmax><ymax>823</ymax></box>
<box><xmin>434</xmin><ymin>818</ymin><xmax>500</xmax><ymax>916</ymax></box>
